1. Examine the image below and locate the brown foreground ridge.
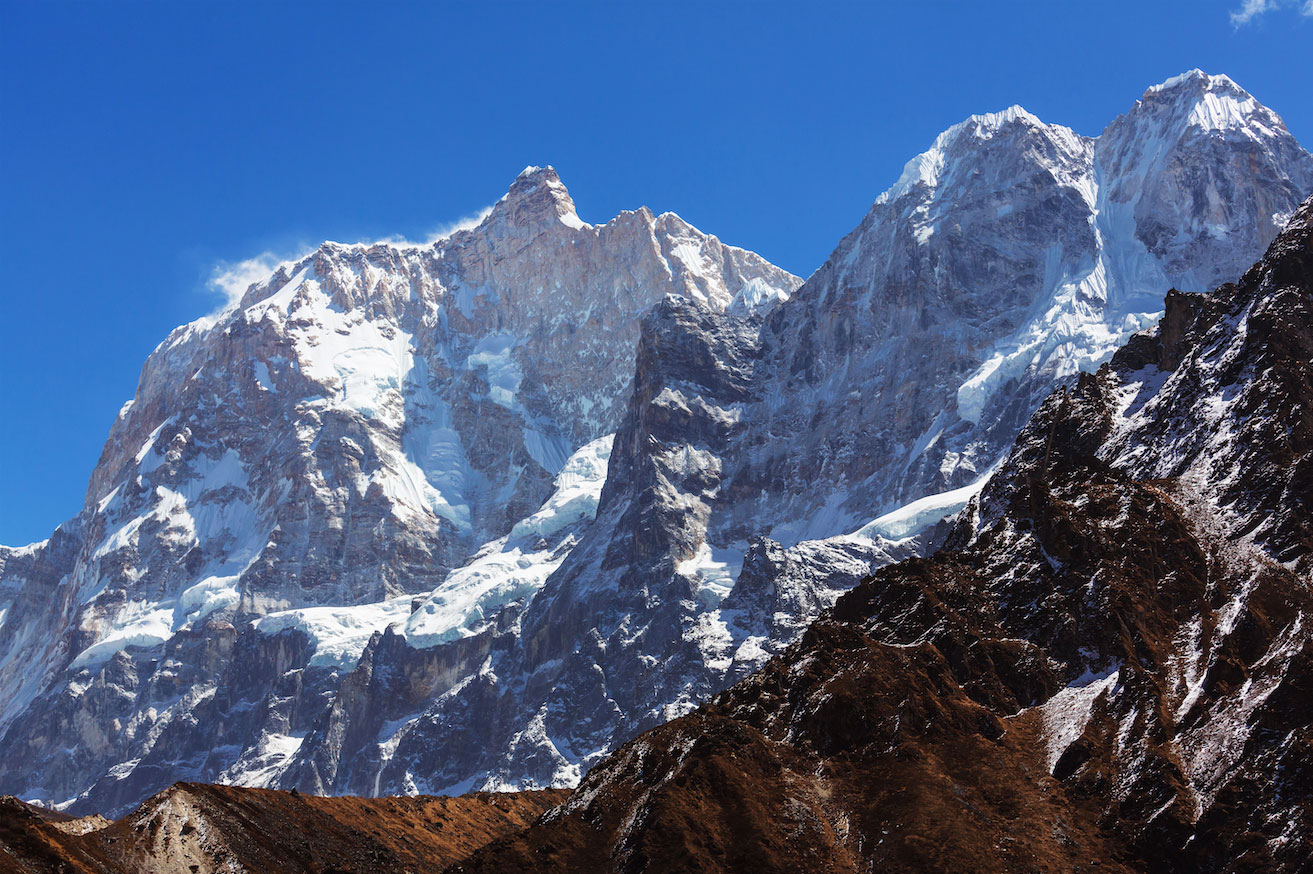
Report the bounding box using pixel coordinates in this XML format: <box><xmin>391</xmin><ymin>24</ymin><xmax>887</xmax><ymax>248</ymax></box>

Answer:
<box><xmin>0</xmin><ymin>784</ymin><xmax>567</xmax><ymax>873</ymax></box>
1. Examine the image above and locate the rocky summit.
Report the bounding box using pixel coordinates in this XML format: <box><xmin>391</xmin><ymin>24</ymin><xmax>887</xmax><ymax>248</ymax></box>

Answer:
<box><xmin>0</xmin><ymin>70</ymin><xmax>1311</xmax><ymax>873</ymax></box>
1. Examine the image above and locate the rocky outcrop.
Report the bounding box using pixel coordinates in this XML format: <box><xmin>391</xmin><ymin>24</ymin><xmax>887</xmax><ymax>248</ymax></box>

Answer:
<box><xmin>454</xmin><ymin>194</ymin><xmax>1313</xmax><ymax>874</ymax></box>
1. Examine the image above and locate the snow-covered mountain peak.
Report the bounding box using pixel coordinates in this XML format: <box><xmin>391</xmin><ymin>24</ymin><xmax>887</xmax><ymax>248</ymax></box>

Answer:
<box><xmin>955</xmin><ymin>103</ymin><xmax>1045</xmax><ymax>134</ymax></box>
<box><xmin>875</xmin><ymin>104</ymin><xmax>1083</xmax><ymax>207</ymax></box>
<box><xmin>0</xmin><ymin>166</ymin><xmax>802</xmax><ymax>812</ymax></box>
<box><xmin>0</xmin><ymin>73</ymin><xmax>1306</xmax><ymax>821</ymax></box>
<box><xmin>733</xmin><ymin>69</ymin><xmax>1309</xmax><ymax>543</ymax></box>
<box><xmin>1125</xmin><ymin>68</ymin><xmax>1283</xmax><ymax>139</ymax></box>
<box><xmin>1146</xmin><ymin>67</ymin><xmax>1240</xmax><ymax>97</ymax></box>
<box><xmin>515</xmin><ymin>163</ymin><xmax>550</xmax><ymax>179</ymax></box>
<box><xmin>1096</xmin><ymin>70</ymin><xmax>1311</xmax><ymax>299</ymax></box>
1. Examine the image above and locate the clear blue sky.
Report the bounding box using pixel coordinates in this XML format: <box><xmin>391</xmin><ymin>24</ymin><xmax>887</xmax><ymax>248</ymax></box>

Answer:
<box><xmin>1</xmin><ymin>0</ymin><xmax>1310</xmax><ymax>545</ymax></box>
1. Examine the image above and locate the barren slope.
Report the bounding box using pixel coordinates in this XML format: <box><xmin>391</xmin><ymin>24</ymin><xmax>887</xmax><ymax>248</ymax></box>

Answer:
<box><xmin>0</xmin><ymin>785</ymin><xmax>567</xmax><ymax>873</ymax></box>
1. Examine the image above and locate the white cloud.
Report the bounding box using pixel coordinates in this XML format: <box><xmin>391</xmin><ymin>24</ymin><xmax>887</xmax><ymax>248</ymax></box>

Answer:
<box><xmin>341</xmin><ymin>206</ymin><xmax>494</xmax><ymax>249</ymax></box>
<box><xmin>421</xmin><ymin>206</ymin><xmax>494</xmax><ymax>244</ymax></box>
<box><xmin>206</xmin><ymin>251</ymin><xmax>299</xmax><ymax>316</ymax></box>
<box><xmin>1231</xmin><ymin>0</ymin><xmax>1278</xmax><ymax>25</ymax></box>
<box><xmin>1230</xmin><ymin>0</ymin><xmax>1313</xmax><ymax>25</ymax></box>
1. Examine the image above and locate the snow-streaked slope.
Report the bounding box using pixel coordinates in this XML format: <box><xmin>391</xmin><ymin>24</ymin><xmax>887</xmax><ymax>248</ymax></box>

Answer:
<box><xmin>0</xmin><ymin>168</ymin><xmax>797</xmax><ymax>814</ymax></box>
<box><xmin>254</xmin><ymin>433</ymin><xmax>614</xmax><ymax>665</ymax></box>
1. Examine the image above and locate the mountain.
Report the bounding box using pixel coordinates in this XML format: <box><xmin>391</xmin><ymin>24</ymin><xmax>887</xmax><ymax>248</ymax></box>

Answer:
<box><xmin>298</xmin><ymin>70</ymin><xmax>1311</xmax><ymax>804</ymax></box>
<box><xmin>0</xmin><ymin>71</ymin><xmax>1309</xmax><ymax>818</ymax></box>
<box><xmin>451</xmin><ymin>191</ymin><xmax>1313</xmax><ymax>874</ymax></box>
<box><xmin>0</xmin><ymin>170</ymin><xmax>799</xmax><ymax>814</ymax></box>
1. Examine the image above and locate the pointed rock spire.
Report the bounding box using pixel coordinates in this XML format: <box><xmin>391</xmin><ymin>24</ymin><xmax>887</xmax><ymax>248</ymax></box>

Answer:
<box><xmin>486</xmin><ymin>165</ymin><xmax>588</xmax><ymax>232</ymax></box>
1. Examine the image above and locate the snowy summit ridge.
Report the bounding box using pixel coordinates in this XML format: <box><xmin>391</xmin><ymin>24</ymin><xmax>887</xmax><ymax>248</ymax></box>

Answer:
<box><xmin>875</xmin><ymin>104</ymin><xmax>1058</xmax><ymax>207</ymax></box>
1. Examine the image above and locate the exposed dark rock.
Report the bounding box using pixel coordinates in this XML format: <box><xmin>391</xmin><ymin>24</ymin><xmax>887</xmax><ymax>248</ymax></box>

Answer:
<box><xmin>453</xmin><ymin>195</ymin><xmax>1313</xmax><ymax>873</ymax></box>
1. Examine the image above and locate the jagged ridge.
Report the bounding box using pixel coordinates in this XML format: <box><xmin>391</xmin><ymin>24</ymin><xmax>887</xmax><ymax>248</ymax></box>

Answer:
<box><xmin>451</xmin><ymin>195</ymin><xmax>1313</xmax><ymax>873</ymax></box>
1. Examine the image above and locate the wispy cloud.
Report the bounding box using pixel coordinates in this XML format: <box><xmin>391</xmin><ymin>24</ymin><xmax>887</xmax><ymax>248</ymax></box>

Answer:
<box><xmin>1231</xmin><ymin>0</ymin><xmax>1279</xmax><ymax>25</ymax></box>
<box><xmin>205</xmin><ymin>251</ymin><xmax>302</xmax><ymax>317</ymax></box>
<box><xmin>1230</xmin><ymin>0</ymin><xmax>1313</xmax><ymax>25</ymax></box>
<box><xmin>421</xmin><ymin>206</ymin><xmax>494</xmax><ymax>244</ymax></box>
<box><xmin>341</xmin><ymin>206</ymin><xmax>494</xmax><ymax>249</ymax></box>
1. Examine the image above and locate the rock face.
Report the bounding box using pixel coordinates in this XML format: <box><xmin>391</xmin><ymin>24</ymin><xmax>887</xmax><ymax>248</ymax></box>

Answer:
<box><xmin>0</xmin><ymin>168</ymin><xmax>798</xmax><ymax>814</ymax></box>
<box><xmin>715</xmin><ymin>70</ymin><xmax>1311</xmax><ymax>540</ymax></box>
<box><xmin>0</xmin><ymin>71</ymin><xmax>1309</xmax><ymax>819</ymax></box>
<box><xmin>453</xmin><ymin>194</ymin><xmax>1313</xmax><ymax>874</ymax></box>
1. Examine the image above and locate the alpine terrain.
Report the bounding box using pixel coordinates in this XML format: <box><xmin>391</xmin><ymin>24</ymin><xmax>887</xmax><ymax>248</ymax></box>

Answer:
<box><xmin>452</xmin><ymin>186</ymin><xmax>1313</xmax><ymax>874</ymax></box>
<box><xmin>0</xmin><ymin>68</ymin><xmax>1310</xmax><ymax>842</ymax></box>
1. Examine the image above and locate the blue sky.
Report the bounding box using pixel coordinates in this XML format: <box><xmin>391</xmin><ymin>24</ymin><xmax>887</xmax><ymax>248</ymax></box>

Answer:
<box><xmin>1</xmin><ymin>0</ymin><xmax>1310</xmax><ymax>545</ymax></box>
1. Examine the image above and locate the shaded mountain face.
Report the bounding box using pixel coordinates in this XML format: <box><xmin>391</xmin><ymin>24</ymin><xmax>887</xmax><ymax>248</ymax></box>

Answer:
<box><xmin>0</xmin><ymin>71</ymin><xmax>1309</xmax><ymax>819</ymax></box>
<box><xmin>0</xmin><ymin>784</ymin><xmax>567</xmax><ymax>873</ymax></box>
<box><xmin>454</xmin><ymin>194</ymin><xmax>1313</xmax><ymax>874</ymax></box>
